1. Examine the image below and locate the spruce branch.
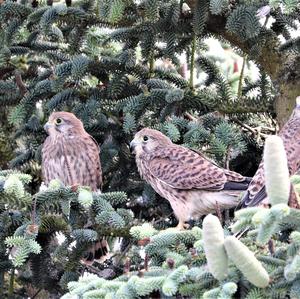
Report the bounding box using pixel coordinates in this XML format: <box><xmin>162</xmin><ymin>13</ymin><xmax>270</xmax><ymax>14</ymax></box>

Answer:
<box><xmin>95</xmin><ymin>224</ymin><xmax>133</xmax><ymax>238</ymax></box>
<box><xmin>189</xmin><ymin>35</ymin><xmax>196</xmax><ymax>89</ymax></box>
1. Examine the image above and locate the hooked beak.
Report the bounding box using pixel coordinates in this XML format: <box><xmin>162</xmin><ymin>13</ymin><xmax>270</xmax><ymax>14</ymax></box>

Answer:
<box><xmin>129</xmin><ymin>139</ymin><xmax>138</xmax><ymax>154</ymax></box>
<box><xmin>44</xmin><ymin>122</ymin><xmax>54</xmax><ymax>133</ymax></box>
<box><xmin>296</xmin><ymin>96</ymin><xmax>300</xmax><ymax>108</ymax></box>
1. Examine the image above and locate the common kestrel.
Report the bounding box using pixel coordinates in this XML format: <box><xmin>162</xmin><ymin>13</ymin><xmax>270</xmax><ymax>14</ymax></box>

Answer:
<box><xmin>42</xmin><ymin>111</ymin><xmax>102</xmax><ymax>191</ymax></box>
<box><xmin>130</xmin><ymin>128</ymin><xmax>251</xmax><ymax>229</ymax></box>
<box><xmin>42</xmin><ymin>111</ymin><xmax>108</xmax><ymax>264</ymax></box>
<box><xmin>241</xmin><ymin>100</ymin><xmax>300</xmax><ymax>208</ymax></box>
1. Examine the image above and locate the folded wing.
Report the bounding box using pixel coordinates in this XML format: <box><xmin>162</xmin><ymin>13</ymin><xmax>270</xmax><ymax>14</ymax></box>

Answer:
<box><xmin>147</xmin><ymin>146</ymin><xmax>248</xmax><ymax>191</ymax></box>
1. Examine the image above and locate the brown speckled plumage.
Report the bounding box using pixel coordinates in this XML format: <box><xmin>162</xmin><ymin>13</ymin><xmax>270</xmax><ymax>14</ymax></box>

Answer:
<box><xmin>42</xmin><ymin>111</ymin><xmax>108</xmax><ymax>264</ymax></box>
<box><xmin>242</xmin><ymin>106</ymin><xmax>300</xmax><ymax>208</ymax></box>
<box><xmin>42</xmin><ymin>112</ymin><xmax>102</xmax><ymax>190</ymax></box>
<box><xmin>131</xmin><ymin>128</ymin><xmax>250</xmax><ymax>228</ymax></box>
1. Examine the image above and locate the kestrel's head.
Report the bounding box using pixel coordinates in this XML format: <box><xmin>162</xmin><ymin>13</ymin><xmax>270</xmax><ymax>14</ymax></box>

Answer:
<box><xmin>130</xmin><ymin>128</ymin><xmax>172</xmax><ymax>156</ymax></box>
<box><xmin>44</xmin><ymin>112</ymin><xmax>85</xmax><ymax>137</ymax></box>
<box><xmin>292</xmin><ymin>96</ymin><xmax>300</xmax><ymax>118</ymax></box>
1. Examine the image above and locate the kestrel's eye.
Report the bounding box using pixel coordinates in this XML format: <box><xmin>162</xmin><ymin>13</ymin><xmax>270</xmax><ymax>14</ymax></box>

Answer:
<box><xmin>55</xmin><ymin>118</ymin><xmax>63</xmax><ymax>125</ymax></box>
<box><xmin>143</xmin><ymin>135</ymin><xmax>149</xmax><ymax>142</ymax></box>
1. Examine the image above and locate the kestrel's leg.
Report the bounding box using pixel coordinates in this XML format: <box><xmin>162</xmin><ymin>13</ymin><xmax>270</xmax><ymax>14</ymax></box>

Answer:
<box><xmin>175</xmin><ymin>220</ymin><xmax>190</xmax><ymax>230</ymax></box>
<box><xmin>71</xmin><ymin>183</ymin><xmax>80</xmax><ymax>192</ymax></box>
<box><xmin>169</xmin><ymin>201</ymin><xmax>190</xmax><ymax>230</ymax></box>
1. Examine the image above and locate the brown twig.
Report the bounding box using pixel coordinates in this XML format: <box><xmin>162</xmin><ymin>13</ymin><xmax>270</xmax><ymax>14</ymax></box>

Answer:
<box><xmin>224</xmin><ymin>147</ymin><xmax>231</xmax><ymax>169</ymax></box>
<box><xmin>189</xmin><ymin>35</ymin><xmax>196</xmax><ymax>89</ymax></box>
<box><xmin>237</xmin><ymin>55</ymin><xmax>247</xmax><ymax>99</ymax></box>
<box><xmin>31</xmin><ymin>288</ymin><xmax>42</xmax><ymax>299</ymax></box>
<box><xmin>231</xmin><ymin>117</ymin><xmax>274</xmax><ymax>139</ymax></box>
<box><xmin>153</xmin><ymin>212</ymin><xmax>173</xmax><ymax>224</ymax></box>
<box><xmin>184</xmin><ymin>112</ymin><xmax>198</xmax><ymax>122</ymax></box>
<box><xmin>144</xmin><ymin>254</ymin><xmax>149</xmax><ymax>271</ymax></box>
<box><xmin>124</xmin><ymin>257</ymin><xmax>131</xmax><ymax>274</ymax></box>
<box><xmin>268</xmin><ymin>239</ymin><xmax>275</xmax><ymax>255</ymax></box>
<box><xmin>8</xmin><ymin>268</ymin><xmax>15</xmax><ymax>298</ymax></box>
<box><xmin>114</xmin><ymin>241</ymin><xmax>133</xmax><ymax>270</ymax></box>
<box><xmin>15</xmin><ymin>71</ymin><xmax>28</xmax><ymax>96</ymax></box>
<box><xmin>84</xmin><ymin>264</ymin><xmax>105</xmax><ymax>275</ymax></box>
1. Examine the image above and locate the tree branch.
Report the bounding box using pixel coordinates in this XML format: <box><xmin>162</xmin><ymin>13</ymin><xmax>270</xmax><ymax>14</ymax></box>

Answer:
<box><xmin>95</xmin><ymin>224</ymin><xmax>133</xmax><ymax>238</ymax></box>
<box><xmin>15</xmin><ymin>71</ymin><xmax>28</xmax><ymax>96</ymax></box>
<box><xmin>185</xmin><ymin>0</ymin><xmax>300</xmax><ymax>127</ymax></box>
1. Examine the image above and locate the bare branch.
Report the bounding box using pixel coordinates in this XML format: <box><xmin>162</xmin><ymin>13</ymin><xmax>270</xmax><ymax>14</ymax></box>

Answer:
<box><xmin>15</xmin><ymin>71</ymin><xmax>28</xmax><ymax>96</ymax></box>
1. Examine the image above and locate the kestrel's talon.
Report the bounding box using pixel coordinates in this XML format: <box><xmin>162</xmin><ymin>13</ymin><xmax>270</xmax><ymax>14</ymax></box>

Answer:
<box><xmin>175</xmin><ymin>221</ymin><xmax>190</xmax><ymax>230</ymax></box>
<box><xmin>71</xmin><ymin>184</ymin><xmax>80</xmax><ymax>192</ymax></box>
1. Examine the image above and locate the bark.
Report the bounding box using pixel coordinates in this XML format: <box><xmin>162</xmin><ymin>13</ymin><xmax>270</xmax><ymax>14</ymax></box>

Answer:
<box><xmin>186</xmin><ymin>0</ymin><xmax>300</xmax><ymax>127</ymax></box>
<box><xmin>275</xmin><ymin>55</ymin><xmax>300</xmax><ymax>126</ymax></box>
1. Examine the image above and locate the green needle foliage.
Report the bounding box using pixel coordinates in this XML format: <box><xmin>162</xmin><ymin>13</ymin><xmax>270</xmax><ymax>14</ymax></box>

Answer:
<box><xmin>61</xmin><ymin>138</ymin><xmax>300</xmax><ymax>299</ymax></box>
<box><xmin>0</xmin><ymin>0</ymin><xmax>299</xmax><ymax>297</ymax></box>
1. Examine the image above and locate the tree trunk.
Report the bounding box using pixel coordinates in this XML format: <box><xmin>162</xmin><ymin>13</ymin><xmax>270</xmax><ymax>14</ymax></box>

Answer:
<box><xmin>274</xmin><ymin>56</ymin><xmax>300</xmax><ymax>127</ymax></box>
<box><xmin>186</xmin><ymin>0</ymin><xmax>300</xmax><ymax>127</ymax></box>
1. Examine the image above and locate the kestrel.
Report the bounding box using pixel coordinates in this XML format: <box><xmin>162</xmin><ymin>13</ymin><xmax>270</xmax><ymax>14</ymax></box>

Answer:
<box><xmin>42</xmin><ymin>111</ymin><xmax>102</xmax><ymax>191</ymax></box>
<box><xmin>130</xmin><ymin>128</ymin><xmax>251</xmax><ymax>229</ymax></box>
<box><xmin>42</xmin><ymin>111</ymin><xmax>108</xmax><ymax>264</ymax></box>
<box><xmin>241</xmin><ymin>101</ymin><xmax>300</xmax><ymax>208</ymax></box>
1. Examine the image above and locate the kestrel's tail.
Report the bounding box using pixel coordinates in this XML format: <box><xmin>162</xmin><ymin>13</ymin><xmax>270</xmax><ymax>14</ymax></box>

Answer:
<box><xmin>81</xmin><ymin>239</ymin><xmax>110</xmax><ymax>266</ymax></box>
<box><xmin>240</xmin><ymin>184</ymin><xmax>300</xmax><ymax>209</ymax></box>
<box><xmin>240</xmin><ymin>187</ymin><xmax>267</xmax><ymax>207</ymax></box>
<box><xmin>223</xmin><ymin>179</ymin><xmax>251</xmax><ymax>191</ymax></box>
<box><xmin>223</xmin><ymin>169</ymin><xmax>252</xmax><ymax>191</ymax></box>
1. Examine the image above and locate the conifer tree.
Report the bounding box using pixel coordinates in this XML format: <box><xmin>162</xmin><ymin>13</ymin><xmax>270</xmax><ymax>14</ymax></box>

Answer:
<box><xmin>0</xmin><ymin>0</ymin><xmax>299</xmax><ymax>297</ymax></box>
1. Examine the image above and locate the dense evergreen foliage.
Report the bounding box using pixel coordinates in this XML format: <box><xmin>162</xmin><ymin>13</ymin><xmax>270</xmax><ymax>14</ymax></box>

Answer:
<box><xmin>0</xmin><ymin>0</ymin><xmax>299</xmax><ymax>297</ymax></box>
